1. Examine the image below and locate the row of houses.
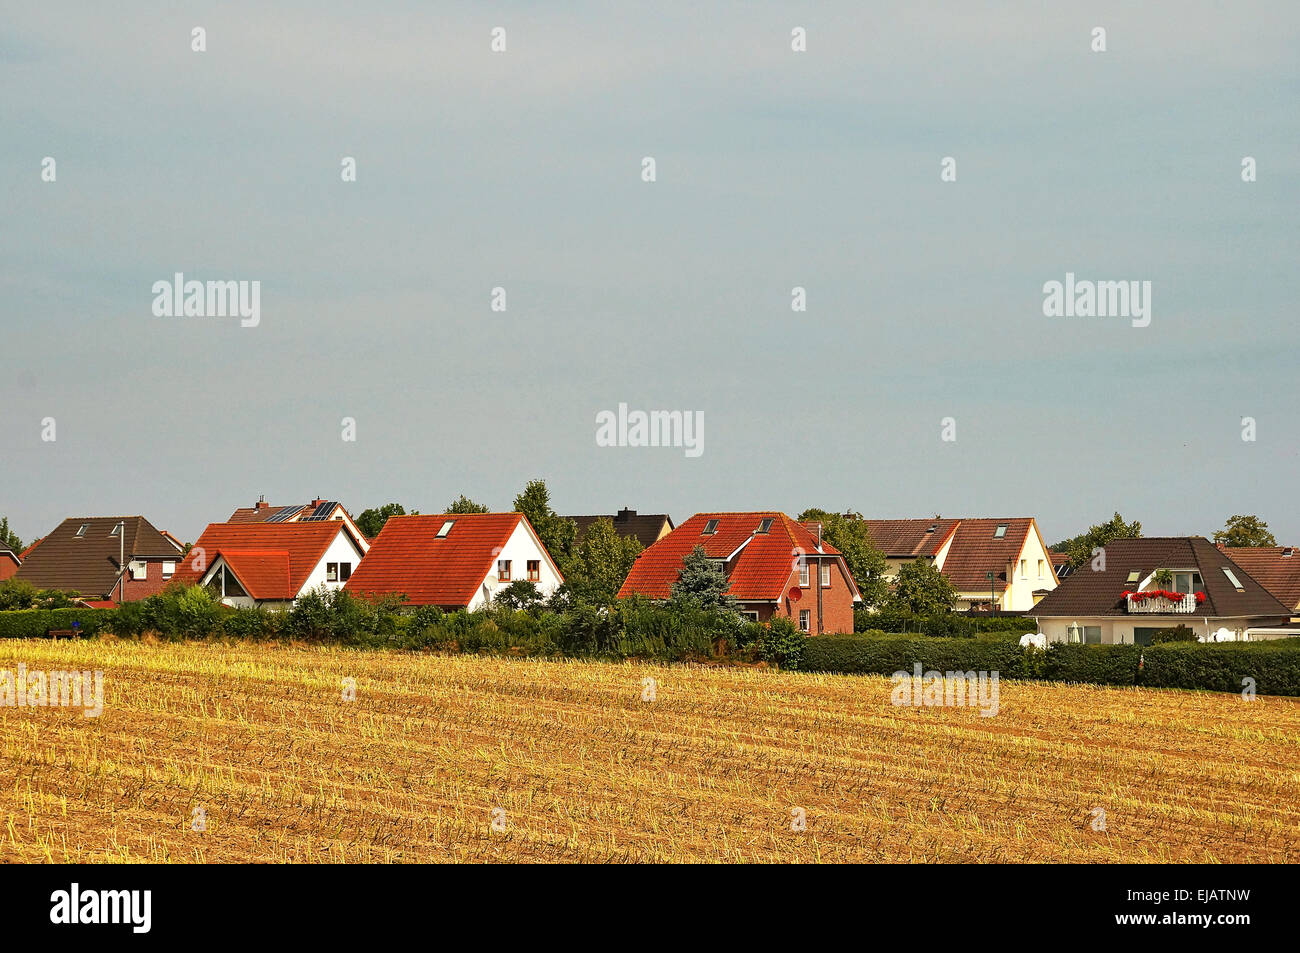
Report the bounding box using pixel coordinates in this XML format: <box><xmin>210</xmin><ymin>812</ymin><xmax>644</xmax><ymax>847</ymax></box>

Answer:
<box><xmin>7</xmin><ymin>498</ymin><xmax>1300</xmax><ymax>643</ymax></box>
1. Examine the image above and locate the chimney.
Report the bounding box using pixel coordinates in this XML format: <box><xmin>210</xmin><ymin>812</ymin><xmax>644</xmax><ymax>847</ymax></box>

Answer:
<box><xmin>311</xmin><ymin>498</ymin><xmax>326</xmax><ymax>508</ymax></box>
<box><xmin>254</xmin><ymin>495</ymin><xmax>269</xmax><ymax>511</ymax></box>
<box><xmin>616</xmin><ymin>508</ymin><xmax>635</xmax><ymax>521</ymax></box>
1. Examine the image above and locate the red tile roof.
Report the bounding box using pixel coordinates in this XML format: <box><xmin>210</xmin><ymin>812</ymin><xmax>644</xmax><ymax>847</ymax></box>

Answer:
<box><xmin>862</xmin><ymin>519</ymin><xmax>960</xmax><ymax>558</ymax></box>
<box><xmin>1221</xmin><ymin>547</ymin><xmax>1300</xmax><ymax>610</ymax></box>
<box><xmin>618</xmin><ymin>512</ymin><xmax>859</xmax><ymax>602</ymax></box>
<box><xmin>171</xmin><ymin>522</ymin><xmax>351</xmax><ymax>600</ymax></box>
<box><xmin>343</xmin><ymin>513</ymin><xmax>554</xmax><ymax>608</ymax></box>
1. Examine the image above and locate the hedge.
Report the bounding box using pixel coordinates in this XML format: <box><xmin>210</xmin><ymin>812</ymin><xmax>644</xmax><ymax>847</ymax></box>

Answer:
<box><xmin>805</xmin><ymin>635</ymin><xmax>1300</xmax><ymax>696</ymax></box>
<box><xmin>0</xmin><ymin>608</ymin><xmax>113</xmax><ymax>640</ymax></box>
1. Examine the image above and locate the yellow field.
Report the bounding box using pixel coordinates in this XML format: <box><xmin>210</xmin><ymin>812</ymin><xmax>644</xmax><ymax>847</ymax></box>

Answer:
<box><xmin>0</xmin><ymin>638</ymin><xmax>1297</xmax><ymax>863</ymax></box>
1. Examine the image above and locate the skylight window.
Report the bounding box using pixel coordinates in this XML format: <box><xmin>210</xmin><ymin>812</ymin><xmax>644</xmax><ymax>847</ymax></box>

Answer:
<box><xmin>755</xmin><ymin>518</ymin><xmax>773</xmax><ymax>535</ymax></box>
<box><xmin>436</xmin><ymin>520</ymin><xmax>455</xmax><ymax>538</ymax></box>
<box><xmin>994</xmin><ymin>524</ymin><xmax>1008</xmax><ymax>538</ymax></box>
<box><xmin>1223</xmin><ymin>568</ymin><xmax>1245</xmax><ymax>591</ymax></box>
<box><xmin>1126</xmin><ymin>571</ymin><xmax>1141</xmax><ymax>584</ymax></box>
<box><xmin>75</xmin><ymin>524</ymin><xmax>88</xmax><ymax>538</ymax></box>
<box><xmin>702</xmin><ymin>519</ymin><xmax>719</xmax><ymax>536</ymax></box>
<box><xmin>110</xmin><ymin>523</ymin><xmax>121</xmax><ymax>537</ymax></box>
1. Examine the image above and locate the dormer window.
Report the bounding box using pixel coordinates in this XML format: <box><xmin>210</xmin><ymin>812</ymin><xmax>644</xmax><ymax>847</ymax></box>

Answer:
<box><xmin>755</xmin><ymin>518</ymin><xmax>773</xmax><ymax>535</ymax></box>
<box><xmin>994</xmin><ymin>524</ymin><xmax>1008</xmax><ymax>539</ymax></box>
<box><xmin>437</xmin><ymin>520</ymin><xmax>454</xmax><ymax>538</ymax></box>
<box><xmin>702</xmin><ymin>519</ymin><xmax>719</xmax><ymax>536</ymax></box>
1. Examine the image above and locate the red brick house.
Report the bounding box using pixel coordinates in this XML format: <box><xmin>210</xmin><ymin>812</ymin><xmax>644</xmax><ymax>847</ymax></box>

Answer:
<box><xmin>0</xmin><ymin>546</ymin><xmax>20</xmax><ymax>581</ymax></box>
<box><xmin>617</xmin><ymin>512</ymin><xmax>860</xmax><ymax>634</ymax></box>
<box><xmin>14</xmin><ymin>516</ymin><xmax>184</xmax><ymax>602</ymax></box>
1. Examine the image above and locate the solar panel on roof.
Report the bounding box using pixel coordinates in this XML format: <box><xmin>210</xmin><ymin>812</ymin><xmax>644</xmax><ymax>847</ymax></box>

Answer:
<box><xmin>267</xmin><ymin>505</ymin><xmax>304</xmax><ymax>523</ymax></box>
<box><xmin>299</xmin><ymin>502</ymin><xmax>337</xmax><ymax>522</ymax></box>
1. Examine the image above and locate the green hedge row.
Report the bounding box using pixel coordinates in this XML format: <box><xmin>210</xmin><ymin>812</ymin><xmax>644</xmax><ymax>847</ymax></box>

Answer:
<box><xmin>0</xmin><ymin>608</ymin><xmax>113</xmax><ymax>639</ymax></box>
<box><xmin>804</xmin><ymin>635</ymin><xmax>1300</xmax><ymax>696</ymax></box>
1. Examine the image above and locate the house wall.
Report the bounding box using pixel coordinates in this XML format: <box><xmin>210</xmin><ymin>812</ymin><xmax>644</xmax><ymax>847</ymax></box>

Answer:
<box><xmin>0</xmin><ymin>558</ymin><xmax>19</xmax><ymax>581</ymax></box>
<box><xmin>1035</xmin><ymin>616</ymin><xmax>1260</xmax><ymax>644</ymax></box>
<box><xmin>736</xmin><ymin>556</ymin><xmax>854</xmax><ymax>634</ymax></box>
<box><xmin>119</xmin><ymin>557</ymin><xmax>178</xmax><ymax>601</ymax></box>
<box><xmin>1004</xmin><ymin>526</ymin><xmax>1058</xmax><ymax>611</ymax></box>
<box><xmin>467</xmin><ymin>521</ymin><xmax>563</xmax><ymax>610</ymax></box>
<box><xmin>300</xmin><ymin>531</ymin><xmax>367</xmax><ymax>597</ymax></box>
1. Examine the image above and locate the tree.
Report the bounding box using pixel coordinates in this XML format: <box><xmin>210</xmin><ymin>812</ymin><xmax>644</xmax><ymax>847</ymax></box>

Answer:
<box><xmin>356</xmin><ymin>503</ymin><xmax>411</xmax><ymax>538</ymax></box>
<box><xmin>1053</xmin><ymin>512</ymin><xmax>1142</xmax><ymax>570</ymax></box>
<box><xmin>560</xmin><ymin>517</ymin><xmax>643</xmax><ymax>605</ymax></box>
<box><xmin>670</xmin><ymin>545</ymin><xmax>737</xmax><ymax>613</ymax></box>
<box><xmin>0</xmin><ymin>516</ymin><xmax>23</xmax><ymax>554</ymax></box>
<box><xmin>885</xmin><ymin>559</ymin><xmax>957</xmax><ymax>615</ymax></box>
<box><xmin>1214</xmin><ymin>515</ymin><xmax>1277</xmax><ymax>548</ymax></box>
<box><xmin>493</xmin><ymin>579</ymin><xmax>542</xmax><ymax>610</ymax></box>
<box><xmin>798</xmin><ymin>508</ymin><xmax>890</xmax><ymax>607</ymax></box>
<box><xmin>513</xmin><ymin>479</ymin><xmax>576</xmax><ymax>564</ymax></box>
<box><xmin>446</xmin><ymin>494</ymin><xmax>489</xmax><ymax>514</ymax></box>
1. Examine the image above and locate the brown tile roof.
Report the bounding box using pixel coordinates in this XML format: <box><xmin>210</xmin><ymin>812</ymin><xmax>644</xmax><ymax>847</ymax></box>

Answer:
<box><xmin>1220</xmin><ymin>547</ymin><xmax>1300</xmax><ymax>610</ymax></box>
<box><xmin>1030</xmin><ymin>537</ymin><xmax>1292</xmax><ymax>619</ymax></box>
<box><xmin>941</xmin><ymin>518</ymin><xmax>1037</xmax><ymax>593</ymax></box>
<box><xmin>567</xmin><ymin>509</ymin><xmax>674</xmax><ymax>548</ymax></box>
<box><xmin>862</xmin><ymin>519</ymin><xmax>960</xmax><ymax>558</ymax></box>
<box><xmin>13</xmin><ymin>516</ymin><xmax>182</xmax><ymax>598</ymax></box>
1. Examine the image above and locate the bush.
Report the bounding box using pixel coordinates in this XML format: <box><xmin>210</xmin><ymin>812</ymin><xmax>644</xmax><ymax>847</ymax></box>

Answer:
<box><xmin>752</xmin><ymin>616</ymin><xmax>806</xmax><ymax>670</ymax></box>
<box><xmin>803</xmin><ymin>635</ymin><xmax>1036</xmax><ymax>679</ymax></box>
<box><xmin>0</xmin><ymin>608</ymin><xmax>112</xmax><ymax>639</ymax></box>
<box><xmin>1151</xmin><ymin>624</ymin><xmax>1198</xmax><ymax>644</ymax></box>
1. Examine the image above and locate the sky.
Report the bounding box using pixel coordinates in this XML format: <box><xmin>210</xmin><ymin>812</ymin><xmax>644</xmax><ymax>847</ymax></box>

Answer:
<box><xmin>2</xmin><ymin>1</ymin><xmax>1298</xmax><ymax>548</ymax></box>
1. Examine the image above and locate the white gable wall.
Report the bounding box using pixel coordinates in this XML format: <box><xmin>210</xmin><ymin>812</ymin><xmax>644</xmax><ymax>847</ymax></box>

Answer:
<box><xmin>468</xmin><ymin>520</ymin><xmax>563</xmax><ymax>611</ymax></box>
<box><xmin>299</xmin><ymin>529</ymin><xmax>367</xmax><ymax>598</ymax></box>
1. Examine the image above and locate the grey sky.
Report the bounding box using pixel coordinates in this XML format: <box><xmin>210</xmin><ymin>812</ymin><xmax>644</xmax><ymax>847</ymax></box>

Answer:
<box><xmin>3</xmin><ymin>1</ymin><xmax>1298</xmax><ymax>547</ymax></box>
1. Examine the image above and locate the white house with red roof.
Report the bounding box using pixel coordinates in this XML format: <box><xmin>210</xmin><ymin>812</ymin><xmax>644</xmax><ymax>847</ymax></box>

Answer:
<box><xmin>618</xmin><ymin>512</ymin><xmax>861</xmax><ymax>634</ymax></box>
<box><xmin>171</xmin><ymin>520</ymin><xmax>367</xmax><ymax>609</ymax></box>
<box><xmin>343</xmin><ymin>513</ymin><xmax>562</xmax><ymax>610</ymax></box>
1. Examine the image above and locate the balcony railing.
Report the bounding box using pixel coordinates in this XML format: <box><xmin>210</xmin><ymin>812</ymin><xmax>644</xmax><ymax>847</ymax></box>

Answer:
<box><xmin>1125</xmin><ymin>591</ymin><xmax>1197</xmax><ymax>614</ymax></box>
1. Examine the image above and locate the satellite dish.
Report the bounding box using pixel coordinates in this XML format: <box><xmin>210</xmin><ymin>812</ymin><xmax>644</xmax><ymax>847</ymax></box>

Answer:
<box><xmin>788</xmin><ymin>586</ymin><xmax>802</xmax><ymax>602</ymax></box>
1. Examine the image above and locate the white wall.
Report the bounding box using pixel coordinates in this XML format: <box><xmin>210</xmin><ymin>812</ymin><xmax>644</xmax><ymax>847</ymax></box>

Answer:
<box><xmin>467</xmin><ymin>520</ymin><xmax>563</xmax><ymax>611</ymax></box>
<box><xmin>1036</xmin><ymin>617</ymin><xmax>1257</xmax><ymax>644</ymax></box>
<box><xmin>299</xmin><ymin>530</ymin><xmax>366</xmax><ymax>597</ymax></box>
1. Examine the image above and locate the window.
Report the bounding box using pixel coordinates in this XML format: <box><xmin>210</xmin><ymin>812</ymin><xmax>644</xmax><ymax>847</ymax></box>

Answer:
<box><xmin>162</xmin><ymin>560</ymin><xmax>175</xmax><ymax>579</ymax></box>
<box><xmin>498</xmin><ymin>560</ymin><xmax>511</xmax><ymax>582</ymax></box>
<box><xmin>798</xmin><ymin>610</ymin><xmax>811</xmax><ymax>632</ymax></box>
<box><xmin>1067</xmin><ymin>624</ymin><xmax>1101</xmax><ymax>645</ymax></box>
<box><xmin>755</xmin><ymin>518</ymin><xmax>773</xmax><ymax>535</ymax></box>
<box><xmin>1020</xmin><ymin>559</ymin><xmax>1027</xmax><ymax>578</ymax></box>
<box><xmin>1223</xmin><ymin>568</ymin><xmax>1244</xmax><ymax>591</ymax></box>
<box><xmin>339</xmin><ymin>562</ymin><xmax>351</xmax><ymax>582</ymax></box>
<box><xmin>326</xmin><ymin>563</ymin><xmax>339</xmax><ymax>582</ymax></box>
<box><xmin>798</xmin><ymin>563</ymin><xmax>809</xmax><ymax>587</ymax></box>
<box><xmin>1126</xmin><ymin>570</ymin><xmax>1141</xmax><ymax>584</ymax></box>
<box><xmin>820</xmin><ymin>564</ymin><xmax>831</xmax><ymax>587</ymax></box>
<box><xmin>1037</xmin><ymin>559</ymin><xmax>1045</xmax><ymax>578</ymax></box>
<box><xmin>109</xmin><ymin>523</ymin><xmax>121</xmax><ymax>537</ymax></box>
<box><xmin>75</xmin><ymin>524</ymin><xmax>88</xmax><ymax>538</ymax></box>
<box><xmin>994</xmin><ymin>524</ymin><xmax>1008</xmax><ymax>538</ymax></box>
<box><xmin>130</xmin><ymin>561</ymin><xmax>147</xmax><ymax>580</ymax></box>
<box><xmin>741</xmin><ymin>611</ymin><xmax>759</xmax><ymax>622</ymax></box>
<box><xmin>437</xmin><ymin>520</ymin><xmax>454</xmax><ymax>538</ymax></box>
<box><xmin>702</xmin><ymin>519</ymin><xmax>719</xmax><ymax>536</ymax></box>
<box><xmin>527</xmin><ymin>560</ymin><xmax>540</xmax><ymax>582</ymax></box>
<box><xmin>1172</xmin><ymin>571</ymin><xmax>1201</xmax><ymax>594</ymax></box>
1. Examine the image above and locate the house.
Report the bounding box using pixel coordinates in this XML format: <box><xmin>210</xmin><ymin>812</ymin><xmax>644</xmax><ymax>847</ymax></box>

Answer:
<box><xmin>1049</xmin><ymin>551</ymin><xmax>1074</xmax><ymax>579</ymax></box>
<box><xmin>170</xmin><ymin>520</ymin><xmax>368</xmax><ymax>609</ymax></box>
<box><xmin>1218</xmin><ymin>546</ymin><xmax>1300</xmax><ymax>612</ymax></box>
<box><xmin>862</xmin><ymin>517</ymin><xmax>1060</xmax><ymax>611</ymax></box>
<box><xmin>566</xmin><ymin>508</ymin><xmax>674</xmax><ymax>548</ymax></box>
<box><xmin>225</xmin><ymin>497</ymin><xmax>370</xmax><ymax>555</ymax></box>
<box><xmin>1029</xmin><ymin>537</ymin><xmax>1293</xmax><ymax>644</ymax></box>
<box><xmin>343</xmin><ymin>513</ymin><xmax>563</xmax><ymax>610</ymax></box>
<box><xmin>617</xmin><ymin>512</ymin><xmax>861</xmax><ymax>634</ymax></box>
<box><xmin>13</xmin><ymin>516</ymin><xmax>184</xmax><ymax>601</ymax></box>
<box><xmin>0</xmin><ymin>546</ymin><xmax>21</xmax><ymax>581</ymax></box>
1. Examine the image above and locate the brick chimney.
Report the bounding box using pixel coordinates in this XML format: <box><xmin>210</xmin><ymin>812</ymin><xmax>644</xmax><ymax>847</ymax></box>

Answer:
<box><xmin>616</xmin><ymin>508</ymin><xmax>636</xmax><ymax>522</ymax></box>
<box><xmin>310</xmin><ymin>498</ymin><xmax>326</xmax><ymax>508</ymax></box>
<box><xmin>254</xmin><ymin>495</ymin><xmax>269</xmax><ymax>511</ymax></box>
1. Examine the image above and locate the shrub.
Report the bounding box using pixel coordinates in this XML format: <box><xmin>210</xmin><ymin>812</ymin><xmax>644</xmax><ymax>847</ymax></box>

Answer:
<box><xmin>1151</xmin><ymin>624</ymin><xmax>1198</xmax><ymax>644</ymax></box>
<box><xmin>803</xmin><ymin>636</ymin><xmax>1035</xmax><ymax>679</ymax></box>
<box><xmin>0</xmin><ymin>608</ymin><xmax>112</xmax><ymax>639</ymax></box>
<box><xmin>753</xmin><ymin>616</ymin><xmax>806</xmax><ymax>670</ymax></box>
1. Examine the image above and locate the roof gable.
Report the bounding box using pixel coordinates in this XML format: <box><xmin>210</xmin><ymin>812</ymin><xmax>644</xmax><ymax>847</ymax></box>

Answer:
<box><xmin>172</xmin><ymin>521</ymin><xmax>355</xmax><ymax>599</ymax></box>
<box><xmin>14</xmin><ymin>516</ymin><xmax>178</xmax><ymax>597</ymax></box>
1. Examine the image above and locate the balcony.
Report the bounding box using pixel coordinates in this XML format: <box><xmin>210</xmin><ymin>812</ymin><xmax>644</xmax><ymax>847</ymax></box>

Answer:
<box><xmin>1124</xmin><ymin>590</ymin><xmax>1199</xmax><ymax>614</ymax></box>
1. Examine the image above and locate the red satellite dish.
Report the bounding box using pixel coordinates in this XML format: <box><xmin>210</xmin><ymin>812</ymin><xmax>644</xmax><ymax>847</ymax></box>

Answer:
<box><xmin>788</xmin><ymin>586</ymin><xmax>802</xmax><ymax>602</ymax></box>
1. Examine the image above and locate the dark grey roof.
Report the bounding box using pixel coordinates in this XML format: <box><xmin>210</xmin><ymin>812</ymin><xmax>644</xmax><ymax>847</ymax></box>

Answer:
<box><xmin>14</xmin><ymin>516</ymin><xmax>182</xmax><ymax>597</ymax></box>
<box><xmin>566</xmin><ymin>509</ymin><xmax>674</xmax><ymax>548</ymax></box>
